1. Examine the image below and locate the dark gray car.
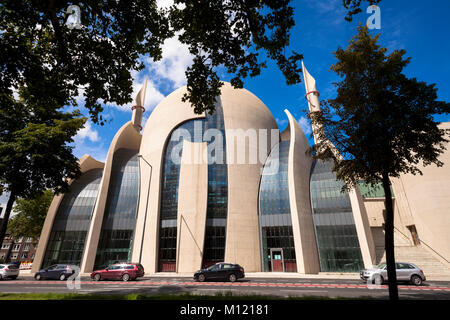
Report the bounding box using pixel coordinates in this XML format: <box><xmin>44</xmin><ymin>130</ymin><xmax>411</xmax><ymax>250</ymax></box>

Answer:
<box><xmin>34</xmin><ymin>264</ymin><xmax>78</xmax><ymax>281</ymax></box>
<box><xmin>360</xmin><ymin>262</ymin><xmax>426</xmax><ymax>285</ymax></box>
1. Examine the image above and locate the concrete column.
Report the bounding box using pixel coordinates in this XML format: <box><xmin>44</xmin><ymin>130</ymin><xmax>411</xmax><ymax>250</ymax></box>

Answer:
<box><xmin>348</xmin><ymin>188</ymin><xmax>377</xmax><ymax>268</ymax></box>
<box><xmin>284</xmin><ymin>110</ymin><xmax>320</xmax><ymax>274</ymax></box>
<box><xmin>176</xmin><ymin>140</ymin><xmax>208</xmax><ymax>273</ymax></box>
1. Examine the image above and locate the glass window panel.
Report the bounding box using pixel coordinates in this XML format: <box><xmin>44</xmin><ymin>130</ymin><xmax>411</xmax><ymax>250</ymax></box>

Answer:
<box><xmin>310</xmin><ymin>159</ymin><xmax>364</xmax><ymax>272</ymax></box>
<box><xmin>42</xmin><ymin>169</ymin><xmax>103</xmax><ymax>268</ymax></box>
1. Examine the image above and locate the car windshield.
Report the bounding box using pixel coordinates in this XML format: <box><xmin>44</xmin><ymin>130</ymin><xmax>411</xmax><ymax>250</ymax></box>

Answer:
<box><xmin>376</xmin><ymin>263</ymin><xmax>386</xmax><ymax>269</ymax></box>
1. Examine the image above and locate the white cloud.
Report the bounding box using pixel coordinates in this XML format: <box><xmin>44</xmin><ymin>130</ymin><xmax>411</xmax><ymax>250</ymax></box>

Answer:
<box><xmin>276</xmin><ymin>118</ymin><xmax>288</xmax><ymax>127</ymax></box>
<box><xmin>107</xmin><ymin>72</ymin><xmax>165</xmax><ymax>113</ymax></box>
<box><xmin>73</xmin><ymin>141</ymin><xmax>108</xmax><ymax>162</ymax></box>
<box><xmin>75</xmin><ymin>121</ymin><xmax>99</xmax><ymax>142</ymax></box>
<box><xmin>298</xmin><ymin>116</ymin><xmax>312</xmax><ymax>135</ymax></box>
<box><xmin>147</xmin><ymin>34</ymin><xmax>194</xmax><ymax>88</ymax></box>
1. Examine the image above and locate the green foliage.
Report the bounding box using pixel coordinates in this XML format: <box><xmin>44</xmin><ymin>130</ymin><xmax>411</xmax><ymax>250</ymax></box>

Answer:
<box><xmin>171</xmin><ymin>0</ymin><xmax>303</xmax><ymax>114</ymax></box>
<box><xmin>0</xmin><ymin>104</ymin><xmax>85</xmax><ymax>198</ymax></box>
<box><xmin>1</xmin><ymin>0</ymin><xmax>302</xmax><ymax>118</ymax></box>
<box><xmin>7</xmin><ymin>190</ymin><xmax>54</xmax><ymax>239</ymax></box>
<box><xmin>313</xmin><ymin>25</ymin><xmax>450</xmax><ymax>188</ymax></box>
<box><xmin>342</xmin><ymin>0</ymin><xmax>383</xmax><ymax>21</ymax></box>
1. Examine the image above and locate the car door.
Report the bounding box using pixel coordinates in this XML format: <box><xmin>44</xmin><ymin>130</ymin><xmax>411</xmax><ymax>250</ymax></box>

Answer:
<box><xmin>115</xmin><ymin>265</ymin><xmax>126</xmax><ymax>280</ymax></box>
<box><xmin>219</xmin><ymin>263</ymin><xmax>234</xmax><ymax>280</ymax></box>
<box><xmin>108</xmin><ymin>265</ymin><xmax>122</xmax><ymax>280</ymax></box>
<box><xmin>396</xmin><ymin>263</ymin><xmax>410</xmax><ymax>281</ymax></box>
<box><xmin>206</xmin><ymin>264</ymin><xmax>221</xmax><ymax>280</ymax></box>
<box><xmin>45</xmin><ymin>265</ymin><xmax>60</xmax><ymax>279</ymax></box>
<box><xmin>215</xmin><ymin>263</ymin><xmax>229</xmax><ymax>280</ymax></box>
<box><xmin>103</xmin><ymin>265</ymin><xmax>115</xmax><ymax>280</ymax></box>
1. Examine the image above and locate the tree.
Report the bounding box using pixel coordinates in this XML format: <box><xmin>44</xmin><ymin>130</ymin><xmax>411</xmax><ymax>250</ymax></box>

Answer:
<box><xmin>310</xmin><ymin>26</ymin><xmax>450</xmax><ymax>300</ymax></box>
<box><xmin>1</xmin><ymin>0</ymin><xmax>303</xmax><ymax>119</ymax></box>
<box><xmin>7</xmin><ymin>190</ymin><xmax>54</xmax><ymax>240</ymax></box>
<box><xmin>0</xmin><ymin>100</ymin><xmax>85</xmax><ymax>250</ymax></box>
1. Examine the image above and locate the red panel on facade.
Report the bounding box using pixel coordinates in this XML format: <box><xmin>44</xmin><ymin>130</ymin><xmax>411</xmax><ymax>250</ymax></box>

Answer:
<box><xmin>159</xmin><ymin>261</ymin><xmax>176</xmax><ymax>272</ymax></box>
<box><xmin>284</xmin><ymin>261</ymin><xmax>297</xmax><ymax>272</ymax></box>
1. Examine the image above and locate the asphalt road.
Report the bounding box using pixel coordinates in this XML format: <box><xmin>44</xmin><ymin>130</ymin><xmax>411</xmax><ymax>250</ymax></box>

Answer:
<box><xmin>1</xmin><ymin>276</ymin><xmax>449</xmax><ymax>299</ymax></box>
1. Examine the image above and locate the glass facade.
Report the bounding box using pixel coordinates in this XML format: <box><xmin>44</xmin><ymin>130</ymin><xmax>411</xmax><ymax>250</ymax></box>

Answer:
<box><xmin>94</xmin><ymin>149</ymin><xmax>139</xmax><ymax>269</ymax></box>
<box><xmin>259</xmin><ymin>141</ymin><xmax>297</xmax><ymax>272</ymax></box>
<box><xmin>310</xmin><ymin>159</ymin><xmax>364</xmax><ymax>272</ymax></box>
<box><xmin>42</xmin><ymin>168</ymin><xmax>103</xmax><ymax>268</ymax></box>
<box><xmin>158</xmin><ymin>103</ymin><xmax>228</xmax><ymax>271</ymax></box>
<box><xmin>202</xmin><ymin>105</ymin><xmax>228</xmax><ymax>268</ymax></box>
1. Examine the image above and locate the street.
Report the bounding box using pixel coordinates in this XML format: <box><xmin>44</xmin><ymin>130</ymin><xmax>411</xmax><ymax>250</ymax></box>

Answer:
<box><xmin>1</xmin><ymin>276</ymin><xmax>449</xmax><ymax>300</ymax></box>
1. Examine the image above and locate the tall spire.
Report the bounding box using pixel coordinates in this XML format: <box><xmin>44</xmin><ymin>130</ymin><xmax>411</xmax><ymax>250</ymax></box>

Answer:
<box><xmin>302</xmin><ymin>61</ymin><xmax>322</xmax><ymax>144</ymax></box>
<box><xmin>131</xmin><ymin>76</ymin><xmax>148</xmax><ymax>131</ymax></box>
<box><xmin>302</xmin><ymin>61</ymin><xmax>321</xmax><ymax>113</ymax></box>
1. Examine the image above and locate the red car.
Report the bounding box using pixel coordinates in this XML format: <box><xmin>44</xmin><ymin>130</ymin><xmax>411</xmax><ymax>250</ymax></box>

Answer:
<box><xmin>91</xmin><ymin>263</ymin><xmax>145</xmax><ymax>281</ymax></box>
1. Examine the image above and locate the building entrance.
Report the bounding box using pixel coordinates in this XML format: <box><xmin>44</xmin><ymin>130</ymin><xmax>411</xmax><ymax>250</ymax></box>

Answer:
<box><xmin>270</xmin><ymin>248</ymin><xmax>284</xmax><ymax>272</ymax></box>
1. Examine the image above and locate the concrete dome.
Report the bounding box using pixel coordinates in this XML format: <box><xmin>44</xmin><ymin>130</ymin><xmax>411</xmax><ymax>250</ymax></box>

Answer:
<box><xmin>135</xmin><ymin>82</ymin><xmax>279</xmax><ymax>273</ymax></box>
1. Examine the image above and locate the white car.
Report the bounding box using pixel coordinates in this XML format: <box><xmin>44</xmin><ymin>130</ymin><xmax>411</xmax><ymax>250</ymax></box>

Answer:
<box><xmin>360</xmin><ymin>262</ymin><xmax>426</xmax><ymax>285</ymax></box>
<box><xmin>0</xmin><ymin>263</ymin><xmax>20</xmax><ymax>280</ymax></box>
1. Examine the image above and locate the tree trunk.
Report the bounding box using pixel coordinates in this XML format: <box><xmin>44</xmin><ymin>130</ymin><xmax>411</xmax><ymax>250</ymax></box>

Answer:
<box><xmin>382</xmin><ymin>173</ymin><xmax>399</xmax><ymax>300</ymax></box>
<box><xmin>0</xmin><ymin>191</ymin><xmax>16</xmax><ymax>252</ymax></box>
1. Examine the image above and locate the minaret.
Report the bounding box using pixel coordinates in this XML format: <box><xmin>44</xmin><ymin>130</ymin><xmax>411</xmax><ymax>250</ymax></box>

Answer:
<box><xmin>131</xmin><ymin>76</ymin><xmax>148</xmax><ymax>131</ymax></box>
<box><xmin>302</xmin><ymin>61</ymin><xmax>322</xmax><ymax>145</ymax></box>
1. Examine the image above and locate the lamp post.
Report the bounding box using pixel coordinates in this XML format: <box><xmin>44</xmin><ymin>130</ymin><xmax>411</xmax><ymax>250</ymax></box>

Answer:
<box><xmin>137</xmin><ymin>154</ymin><xmax>152</xmax><ymax>265</ymax></box>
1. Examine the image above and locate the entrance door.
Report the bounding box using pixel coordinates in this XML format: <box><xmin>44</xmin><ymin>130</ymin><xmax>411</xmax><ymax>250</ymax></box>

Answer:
<box><xmin>270</xmin><ymin>248</ymin><xmax>284</xmax><ymax>272</ymax></box>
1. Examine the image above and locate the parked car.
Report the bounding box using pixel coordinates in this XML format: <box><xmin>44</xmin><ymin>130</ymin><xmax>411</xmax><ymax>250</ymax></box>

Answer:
<box><xmin>91</xmin><ymin>263</ymin><xmax>145</xmax><ymax>281</ymax></box>
<box><xmin>194</xmin><ymin>262</ymin><xmax>245</xmax><ymax>282</ymax></box>
<box><xmin>34</xmin><ymin>264</ymin><xmax>78</xmax><ymax>281</ymax></box>
<box><xmin>0</xmin><ymin>263</ymin><xmax>19</xmax><ymax>280</ymax></box>
<box><xmin>360</xmin><ymin>262</ymin><xmax>426</xmax><ymax>285</ymax></box>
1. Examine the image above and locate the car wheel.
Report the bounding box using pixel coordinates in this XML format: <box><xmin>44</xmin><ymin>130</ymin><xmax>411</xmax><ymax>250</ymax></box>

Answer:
<box><xmin>228</xmin><ymin>274</ymin><xmax>237</xmax><ymax>283</ymax></box>
<box><xmin>59</xmin><ymin>274</ymin><xmax>66</xmax><ymax>281</ymax></box>
<box><xmin>122</xmin><ymin>273</ymin><xmax>130</xmax><ymax>282</ymax></box>
<box><xmin>10</xmin><ymin>276</ymin><xmax>17</xmax><ymax>280</ymax></box>
<box><xmin>198</xmin><ymin>274</ymin><xmax>206</xmax><ymax>282</ymax></box>
<box><xmin>34</xmin><ymin>274</ymin><xmax>42</xmax><ymax>281</ymax></box>
<box><xmin>372</xmin><ymin>274</ymin><xmax>384</xmax><ymax>285</ymax></box>
<box><xmin>93</xmin><ymin>273</ymin><xmax>101</xmax><ymax>281</ymax></box>
<box><xmin>411</xmin><ymin>275</ymin><xmax>422</xmax><ymax>286</ymax></box>
<box><xmin>0</xmin><ymin>275</ymin><xmax>3</xmax><ymax>281</ymax></box>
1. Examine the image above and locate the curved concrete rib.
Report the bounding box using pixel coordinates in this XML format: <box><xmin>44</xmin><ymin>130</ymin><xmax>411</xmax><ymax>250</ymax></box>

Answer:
<box><xmin>32</xmin><ymin>155</ymin><xmax>104</xmax><ymax>273</ymax></box>
<box><xmin>81</xmin><ymin>122</ymin><xmax>142</xmax><ymax>273</ymax></box>
<box><xmin>176</xmin><ymin>140</ymin><xmax>208</xmax><ymax>273</ymax></box>
<box><xmin>284</xmin><ymin>109</ymin><xmax>320</xmax><ymax>274</ymax></box>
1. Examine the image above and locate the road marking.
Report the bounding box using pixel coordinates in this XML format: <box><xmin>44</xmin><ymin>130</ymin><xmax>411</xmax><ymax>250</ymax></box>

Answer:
<box><xmin>280</xmin><ymin>290</ymin><xmax>328</xmax><ymax>293</ymax></box>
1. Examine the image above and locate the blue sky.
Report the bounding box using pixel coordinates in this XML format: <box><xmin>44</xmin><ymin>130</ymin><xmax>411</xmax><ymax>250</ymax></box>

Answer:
<box><xmin>72</xmin><ymin>0</ymin><xmax>450</xmax><ymax>162</ymax></box>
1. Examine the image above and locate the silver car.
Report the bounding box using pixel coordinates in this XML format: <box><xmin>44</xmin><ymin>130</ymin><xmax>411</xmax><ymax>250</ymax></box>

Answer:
<box><xmin>360</xmin><ymin>262</ymin><xmax>426</xmax><ymax>285</ymax></box>
<box><xmin>360</xmin><ymin>262</ymin><xmax>426</xmax><ymax>286</ymax></box>
<box><xmin>0</xmin><ymin>263</ymin><xmax>20</xmax><ymax>280</ymax></box>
